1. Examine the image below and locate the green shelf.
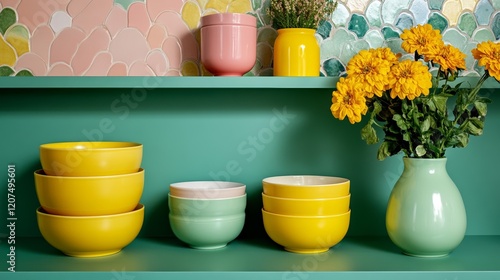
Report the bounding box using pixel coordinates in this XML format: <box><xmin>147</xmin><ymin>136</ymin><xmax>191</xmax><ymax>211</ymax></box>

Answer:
<box><xmin>1</xmin><ymin>236</ymin><xmax>499</xmax><ymax>279</ymax></box>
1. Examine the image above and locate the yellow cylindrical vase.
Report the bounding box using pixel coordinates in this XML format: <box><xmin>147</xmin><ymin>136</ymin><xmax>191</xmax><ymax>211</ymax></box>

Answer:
<box><xmin>273</xmin><ymin>28</ymin><xmax>320</xmax><ymax>76</ymax></box>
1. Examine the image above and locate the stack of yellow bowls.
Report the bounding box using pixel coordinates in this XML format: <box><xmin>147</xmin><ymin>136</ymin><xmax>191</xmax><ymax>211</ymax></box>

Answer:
<box><xmin>34</xmin><ymin>141</ymin><xmax>145</xmax><ymax>257</ymax></box>
<box><xmin>261</xmin><ymin>175</ymin><xmax>351</xmax><ymax>254</ymax></box>
<box><xmin>168</xmin><ymin>181</ymin><xmax>246</xmax><ymax>249</ymax></box>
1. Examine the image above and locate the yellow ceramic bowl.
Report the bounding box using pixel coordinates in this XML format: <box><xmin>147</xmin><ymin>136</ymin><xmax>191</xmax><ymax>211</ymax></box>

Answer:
<box><xmin>262</xmin><ymin>175</ymin><xmax>350</xmax><ymax>199</ymax></box>
<box><xmin>34</xmin><ymin>169</ymin><xmax>144</xmax><ymax>216</ymax></box>
<box><xmin>37</xmin><ymin>204</ymin><xmax>144</xmax><ymax>257</ymax></box>
<box><xmin>40</xmin><ymin>141</ymin><xmax>142</xmax><ymax>176</ymax></box>
<box><xmin>262</xmin><ymin>193</ymin><xmax>350</xmax><ymax>216</ymax></box>
<box><xmin>262</xmin><ymin>209</ymin><xmax>350</xmax><ymax>254</ymax></box>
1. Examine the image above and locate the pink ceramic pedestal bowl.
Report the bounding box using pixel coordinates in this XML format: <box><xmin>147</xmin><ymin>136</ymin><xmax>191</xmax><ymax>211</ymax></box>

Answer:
<box><xmin>201</xmin><ymin>13</ymin><xmax>257</xmax><ymax>76</ymax></box>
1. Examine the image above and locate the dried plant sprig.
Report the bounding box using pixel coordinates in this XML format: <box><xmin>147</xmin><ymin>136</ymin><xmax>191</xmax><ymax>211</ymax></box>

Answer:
<box><xmin>268</xmin><ymin>0</ymin><xmax>337</xmax><ymax>29</ymax></box>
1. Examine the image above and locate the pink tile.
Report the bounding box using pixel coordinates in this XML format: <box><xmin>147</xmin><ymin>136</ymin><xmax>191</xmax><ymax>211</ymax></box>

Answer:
<box><xmin>129</xmin><ymin>60</ymin><xmax>155</xmax><ymax>76</ymax></box>
<box><xmin>16</xmin><ymin>0</ymin><xmax>69</xmax><ymax>33</ymax></box>
<box><xmin>109</xmin><ymin>27</ymin><xmax>149</xmax><ymax>66</ymax></box>
<box><xmin>71</xmin><ymin>27</ymin><xmax>111</xmax><ymax>75</ymax></box>
<box><xmin>146</xmin><ymin>0</ymin><xmax>183</xmax><ymax>21</ymax></box>
<box><xmin>49</xmin><ymin>10</ymin><xmax>72</xmax><ymax>34</ymax></box>
<box><xmin>31</xmin><ymin>24</ymin><xmax>54</xmax><ymax>64</ymax></box>
<box><xmin>162</xmin><ymin>36</ymin><xmax>181</xmax><ymax>69</ymax></box>
<box><xmin>107</xmin><ymin>62</ymin><xmax>128</xmax><ymax>76</ymax></box>
<box><xmin>14</xmin><ymin>52</ymin><xmax>47</xmax><ymax>76</ymax></box>
<box><xmin>84</xmin><ymin>51</ymin><xmax>112</xmax><ymax>75</ymax></box>
<box><xmin>73</xmin><ymin>0</ymin><xmax>113</xmax><ymax>35</ymax></box>
<box><xmin>166</xmin><ymin>69</ymin><xmax>181</xmax><ymax>76</ymax></box>
<box><xmin>146</xmin><ymin>49</ymin><xmax>168</xmax><ymax>75</ymax></box>
<box><xmin>146</xmin><ymin>24</ymin><xmax>167</xmax><ymax>50</ymax></box>
<box><xmin>128</xmin><ymin>2</ymin><xmax>150</xmax><ymax>36</ymax></box>
<box><xmin>1</xmin><ymin>0</ymin><xmax>20</xmax><ymax>9</ymax></box>
<box><xmin>48</xmin><ymin>62</ymin><xmax>74</xmax><ymax>76</ymax></box>
<box><xmin>49</xmin><ymin>27</ymin><xmax>86</xmax><ymax>66</ymax></box>
<box><xmin>105</xmin><ymin>4</ymin><xmax>127</xmax><ymax>38</ymax></box>
<box><xmin>155</xmin><ymin>11</ymin><xmax>199</xmax><ymax>60</ymax></box>
<box><xmin>67</xmin><ymin>0</ymin><xmax>92</xmax><ymax>17</ymax></box>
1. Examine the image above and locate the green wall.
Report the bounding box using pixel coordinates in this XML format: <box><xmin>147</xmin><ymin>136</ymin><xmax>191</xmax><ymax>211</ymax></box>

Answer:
<box><xmin>1</xmin><ymin>86</ymin><xmax>499</xmax><ymax>239</ymax></box>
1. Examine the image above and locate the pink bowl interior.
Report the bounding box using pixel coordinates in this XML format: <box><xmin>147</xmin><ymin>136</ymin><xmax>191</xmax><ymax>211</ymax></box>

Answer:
<box><xmin>169</xmin><ymin>181</ymin><xmax>246</xmax><ymax>199</ymax></box>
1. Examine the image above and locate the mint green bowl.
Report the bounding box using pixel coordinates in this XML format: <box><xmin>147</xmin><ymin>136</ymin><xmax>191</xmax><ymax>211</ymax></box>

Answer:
<box><xmin>168</xmin><ymin>193</ymin><xmax>246</xmax><ymax>217</ymax></box>
<box><xmin>169</xmin><ymin>213</ymin><xmax>245</xmax><ymax>249</ymax></box>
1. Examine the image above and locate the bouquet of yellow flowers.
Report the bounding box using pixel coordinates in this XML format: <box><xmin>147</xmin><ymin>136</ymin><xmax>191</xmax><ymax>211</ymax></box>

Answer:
<box><xmin>330</xmin><ymin>24</ymin><xmax>500</xmax><ymax>160</ymax></box>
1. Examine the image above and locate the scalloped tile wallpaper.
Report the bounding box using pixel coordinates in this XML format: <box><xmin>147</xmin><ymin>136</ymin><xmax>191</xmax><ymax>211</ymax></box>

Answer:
<box><xmin>0</xmin><ymin>0</ymin><xmax>499</xmax><ymax>76</ymax></box>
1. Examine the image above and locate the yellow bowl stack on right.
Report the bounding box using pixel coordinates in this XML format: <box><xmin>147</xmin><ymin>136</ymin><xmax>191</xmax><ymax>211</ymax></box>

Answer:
<box><xmin>261</xmin><ymin>175</ymin><xmax>351</xmax><ymax>254</ymax></box>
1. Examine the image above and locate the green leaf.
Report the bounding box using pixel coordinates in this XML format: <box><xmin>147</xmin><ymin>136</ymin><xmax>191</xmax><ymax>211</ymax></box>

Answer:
<box><xmin>467</xmin><ymin>118</ymin><xmax>484</xmax><ymax>136</ymax></box>
<box><xmin>452</xmin><ymin>132</ymin><xmax>469</xmax><ymax>148</ymax></box>
<box><xmin>402</xmin><ymin>132</ymin><xmax>411</xmax><ymax>142</ymax></box>
<box><xmin>377</xmin><ymin>141</ymin><xmax>392</xmax><ymax>161</ymax></box>
<box><xmin>474</xmin><ymin>101</ymin><xmax>488</xmax><ymax>117</ymax></box>
<box><xmin>0</xmin><ymin>7</ymin><xmax>16</xmax><ymax>35</ymax></box>
<box><xmin>415</xmin><ymin>145</ymin><xmax>426</xmax><ymax>157</ymax></box>
<box><xmin>432</xmin><ymin>95</ymin><xmax>448</xmax><ymax>114</ymax></box>
<box><xmin>361</xmin><ymin>122</ymin><xmax>379</xmax><ymax>145</ymax></box>
<box><xmin>15</xmin><ymin>69</ymin><xmax>33</xmax><ymax>76</ymax></box>
<box><xmin>393</xmin><ymin>114</ymin><xmax>408</xmax><ymax>130</ymax></box>
<box><xmin>0</xmin><ymin>65</ymin><xmax>15</xmax><ymax>76</ymax></box>
<box><xmin>420</xmin><ymin>116</ymin><xmax>431</xmax><ymax>133</ymax></box>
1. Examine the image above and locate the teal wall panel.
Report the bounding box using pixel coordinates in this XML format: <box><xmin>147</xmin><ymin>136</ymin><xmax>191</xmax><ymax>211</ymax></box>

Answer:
<box><xmin>1</xmin><ymin>87</ymin><xmax>499</xmax><ymax>239</ymax></box>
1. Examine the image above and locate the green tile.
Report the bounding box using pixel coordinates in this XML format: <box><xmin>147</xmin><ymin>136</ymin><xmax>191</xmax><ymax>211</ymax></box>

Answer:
<box><xmin>475</xmin><ymin>0</ymin><xmax>494</xmax><ymax>26</ymax></box>
<box><xmin>366</xmin><ymin>1</ymin><xmax>382</xmax><ymax>27</ymax></box>
<box><xmin>365</xmin><ymin>29</ymin><xmax>385</xmax><ymax>48</ymax></box>
<box><xmin>348</xmin><ymin>14</ymin><xmax>369</xmax><ymax>38</ymax></box>
<box><xmin>257</xmin><ymin>27</ymin><xmax>277</xmax><ymax>45</ymax></box>
<box><xmin>395</xmin><ymin>12</ymin><xmax>414</xmax><ymax>31</ymax></box>
<box><xmin>320</xmin><ymin>28</ymin><xmax>356</xmax><ymax>60</ymax></box>
<box><xmin>493</xmin><ymin>0</ymin><xmax>500</xmax><ymax>9</ymax></box>
<box><xmin>332</xmin><ymin>2</ymin><xmax>350</xmax><ymax>27</ymax></box>
<box><xmin>381</xmin><ymin>0</ymin><xmax>411</xmax><ymax>24</ymax></box>
<box><xmin>473</xmin><ymin>28</ymin><xmax>496</xmax><ymax>42</ymax></box>
<box><xmin>410</xmin><ymin>0</ymin><xmax>431</xmax><ymax>25</ymax></box>
<box><xmin>427</xmin><ymin>12</ymin><xmax>448</xmax><ymax>34</ymax></box>
<box><xmin>458</xmin><ymin>12</ymin><xmax>478</xmax><ymax>37</ymax></box>
<box><xmin>429</xmin><ymin>0</ymin><xmax>444</xmax><ymax>10</ymax></box>
<box><xmin>323</xmin><ymin>58</ymin><xmax>346</xmax><ymax>77</ymax></box>
<box><xmin>317</xmin><ymin>20</ymin><xmax>332</xmax><ymax>39</ymax></box>
<box><xmin>442</xmin><ymin>28</ymin><xmax>467</xmax><ymax>51</ymax></box>
<box><xmin>114</xmin><ymin>0</ymin><xmax>143</xmax><ymax>10</ymax></box>
<box><xmin>386</xmin><ymin>38</ymin><xmax>404</xmax><ymax>54</ymax></box>
<box><xmin>0</xmin><ymin>7</ymin><xmax>16</xmax><ymax>35</ymax></box>
<box><xmin>492</xmin><ymin>13</ymin><xmax>500</xmax><ymax>40</ymax></box>
<box><xmin>339</xmin><ymin>40</ymin><xmax>370</xmax><ymax>65</ymax></box>
<box><xmin>382</xmin><ymin>26</ymin><xmax>401</xmax><ymax>39</ymax></box>
<box><xmin>463</xmin><ymin>42</ymin><xmax>481</xmax><ymax>72</ymax></box>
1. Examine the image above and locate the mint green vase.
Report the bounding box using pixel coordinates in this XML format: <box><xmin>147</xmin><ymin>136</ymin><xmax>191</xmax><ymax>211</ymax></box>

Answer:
<box><xmin>386</xmin><ymin>158</ymin><xmax>467</xmax><ymax>257</ymax></box>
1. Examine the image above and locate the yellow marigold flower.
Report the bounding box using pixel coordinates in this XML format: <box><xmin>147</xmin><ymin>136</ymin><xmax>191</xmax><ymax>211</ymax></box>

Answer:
<box><xmin>331</xmin><ymin>77</ymin><xmax>368</xmax><ymax>124</ymax></box>
<box><xmin>425</xmin><ymin>44</ymin><xmax>466</xmax><ymax>74</ymax></box>
<box><xmin>472</xmin><ymin>41</ymin><xmax>500</xmax><ymax>81</ymax></box>
<box><xmin>346</xmin><ymin>48</ymin><xmax>393</xmax><ymax>98</ymax></box>
<box><xmin>389</xmin><ymin>60</ymin><xmax>433</xmax><ymax>100</ymax></box>
<box><xmin>401</xmin><ymin>24</ymin><xmax>443</xmax><ymax>55</ymax></box>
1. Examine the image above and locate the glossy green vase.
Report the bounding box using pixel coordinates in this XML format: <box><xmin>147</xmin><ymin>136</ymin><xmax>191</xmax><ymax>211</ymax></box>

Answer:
<box><xmin>386</xmin><ymin>158</ymin><xmax>467</xmax><ymax>257</ymax></box>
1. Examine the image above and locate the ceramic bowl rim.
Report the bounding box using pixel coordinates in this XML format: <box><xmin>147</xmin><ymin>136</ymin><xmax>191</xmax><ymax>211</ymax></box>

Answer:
<box><xmin>262</xmin><ymin>175</ymin><xmax>350</xmax><ymax>187</ymax></box>
<box><xmin>40</xmin><ymin>141</ymin><xmax>142</xmax><ymax>151</ymax></box>
<box><xmin>261</xmin><ymin>192</ymin><xmax>350</xmax><ymax>202</ymax></box>
<box><xmin>261</xmin><ymin>208</ymin><xmax>350</xmax><ymax>219</ymax></box>
<box><xmin>168</xmin><ymin>193</ymin><xmax>246</xmax><ymax>201</ymax></box>
<box><xmin>37</xmin><ymin>204</ymin><xmax>144</xmax><ymax>219</ymax></box>
<box><xmin>34</xmin><ymin>168</ymin><xmax>144</xmax><ymax>179</ymax></box>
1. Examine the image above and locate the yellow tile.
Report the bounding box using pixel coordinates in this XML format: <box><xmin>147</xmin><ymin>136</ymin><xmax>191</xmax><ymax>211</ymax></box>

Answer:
<box><xmin>227</xmin><ymin>0</ymin><xmax>252</xmax><ymax>13</ymax></box>
<box><xmin>0</xmin><ymin>35</ymin><xmax>17</xmax><ymax>67</ymax></box>
<box><xmin>442</xmin><ymin>0</ymin><xmax>462</xmax><ymax>25</ymax></box>
<box><xmin>181</xmin><ymin>60</ymin><xmax>201</xmax><ymax>76</ymax></box>
<box><xmin>206</xmin><ymin>0</ymin><xmax>232</xmax><ymax>12</ymax></box>
<box><xmin>182</xmin><ymin>1</ymin><xmax>202</xmax><ymax>30</ymax></box>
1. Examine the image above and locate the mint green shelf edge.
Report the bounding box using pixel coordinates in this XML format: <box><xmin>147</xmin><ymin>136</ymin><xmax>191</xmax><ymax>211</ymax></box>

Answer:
<box><xmin>0</xmin><ymin>76</ymin><xmax>498</xmax><ymax>89</ymax></box>
<box><xmin>1</xmin><ymin>236</ymin><xmax>499</xmax><ymax>279</ymax></box>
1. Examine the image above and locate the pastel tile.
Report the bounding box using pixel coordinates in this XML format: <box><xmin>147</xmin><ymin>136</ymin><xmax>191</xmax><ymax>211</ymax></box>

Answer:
<box><xmin>128</xmin><ymin>2</ymin><xmax>150</xmax><ymax>36</ymax></box>
<box><xmin>366</xmin><ymin>1</ymin><xmax>382</xmax><ymax>27</ymax></box>
<box><xmin>256</xmin><ymin>41</ymin><xmax>272</xmax><ymax>67</ymax></box>
<box><xmin>71</xmin><ymin>27</ymin><xmax>111</xmax><ymax>75</ymax></box>
<box><xmin>257</xmin><ymin>26</ymin><xmax>277</xmax><ymax>45</ymax></box>
<box><xmin>348</xmin><ymin>14</ymin><xmax>369</xmax><ymax>38</ymax></box>
<box><xmin>4</xmin><ymin>23</ymin><xmax>29</xmax><ymax>56</ymax></box>
<box><xmin>205</xmin><ymin>0</ymin><xmax>231</xmax><ymax>12</ymax></box>
<box><xmin>73</xmin><ymin>0</ymin><xmax>114</xmax><ymax>35</ymax></box>
<box><xmin>155</xmin><ymin>11</ymin><xmax>199</xmax><ymax>60</ymax></box>
<box><xmin>339</xmin><ymin>39</ymin><xmax>370</xmax><ymax>63</ymax></box>
<box><xmin>442</xmin><ymin>27</ymin><xmax>467</xmax><ymax>49</ymax></box>
<box><xmin>50</xmin><ymin>11</ymin><xmax>72</xmax><ymax>34</ymax></box>
<box><xmin>166</xmin><ymin>69</ymin><xmax>181</xmax><ymax>76</ymax></box>
<box><xmin>386</xmin><ymin>38</ymin><xmax>404</xmax><ymax>54</ymax></box>
<box><xmin>410</xmin><ymin>0</ymin><xmax>431</xmax><ymax>25</ymax></box>
<box><xmin>180</xmin><ymin>59</ymin><xmax>200</xmax><ymax>76</ymax></box>
<box><xmin>227</xmin><ymin>0</ymin><xmax>252</xmax><ymax>13</ymax></box>
<box><xmin>463</xmin><ymin>42</ymin><xmax>479</xmax><ymax>70</ymax></box>
<box><xmin>14</xmin><ymin>52</ymin><xmax>46</xmax><ymax>75</ymax></box>
<box><xmin>442</xmin><ymin>0</ymin><xmax>463</xmax><ymax>26</ymax></box>
<box><xmin>429</xmin><ymin>0</ymin><xmax>445</xmax><ymax>9</ymax></box>
<box><xmin>107</xmin><ymin>61</ymin><xmax>128</xmax><ymax>75</ymax></box>
<box><xmin>317</xmin><ymin>20</ymin><xmax>332</xmax><ymax>39</ymax></box>
<box><xmin>461</xmin><ymin>0</ymin><xmax>478</xmax><ymax>11</ymax></box>
<box><xmin>49</xmin><ymin>27</ymin><xmax>86</xmax><ymax>66</ymax></box>
<box><xmin>428</xmin><ymin>12</ymin><xmax>449</xmax><ymax>33</ymax></box>
<box><xmin>493</xmin><ymin>13</ymin><xmax>500</xmax><ymax>40</ymax></box>
<box><xmin>105</xmin><ymin>5</ymin><xmax>128</xmax><ymax>38</ymax></box>
<box><xmin>146</xmin><ymin>0</ymin><xmax>183</xmax><ymax>21</ymax></box>
<box><xmin>30</xmin><ymin>24</ymin><xmax>54</xmax><ymax>62</ymax></box>
<box><xmin>129</xmin><ymin>60</ymin><xmax>155</xmax><ymax>75</ymax></box>
<box><xmin>475</xmin><ymin>0</ymin><xmax>494</xmax><ymax>25</ymax></box>
<box><xmin>0</xmin><ymin>34</ymin><xmax>17</xmax><ymax>66</ymax></box>
<box><xmin>345</xmin><ymin>0</ymin><xmax>370</xmax><ymax>12</ymax></box>
<box><xmin>382</xmin><ymin>26</ymin><xmax>400</xmax><ymax>39</ymax></box>
<box><xmin>162</xmin><ymin>36</ymin><xmax>182</xmax><ymax>69</ymax></box>
<box><xmin>473</xmin><ymin>27</ymin><xmax>495</xmax><ymax>41</ymax></box>
<box><xmin>1</xmin><ymin>0</ymin><xmax>20</xmax><ymax>9</ymax></box>
<box><xmin>146</xmin><ymin>23</ymin><xmax>167</xmax><ymax>49</ymax></box>
<box><xmin>67</xmin><ymin>0</ymin><xmax>92</xmax><ymax>17</ymax></box>
<box><xmin>115</xmin><ymin>0</ymin><xmax>144</xmax><ymax>10</ymax></box>
<box><xmin>322</xmin><ymin>58</ymin><xmax>345</xmax><ymax>77</ymax></box>
<box><xmin>381</xmin><ymin>0</ymin><xmax>411</xmax><ymax>24</ymax></box>
<box><xmin>320</xmin><ymin>28</ymin><xmax>355</xmax><ymax>60</ymax></box>
<box><xmin>332</xmin><ymin>2</ymin><xmax>349</xmax><ymax>27</ymax></box>
<box><xmin>364</xmin><ymin>29</ymin><xmax>385</xmax><ymax>48</ymax></box>
<box><xmin>48</xmin><ymin>62</ymin><xmax>74</xmax><ymax>76</ymax></box>
<box><xmin>395</xmin><ymin>12</ymin><xmax>414</xmax><ymax>31</ymax></box>
<box><xmin>83</xmin><ymin>51</ymin><xmax>113</xmax><ymax>75</ymax></box>
<box><xmin>0</xmin><ymin>7</ymin><xmax>16</xmax><ymax>35</ymax></box>
<box><xmin>146</xmin><ymin>49</ymin><xmax>169</xmax><ymax>75</ymax></box>
<box><xmin>109</xmin><ymin>27</ymin><xmax>150</xmax><ymax>66</ymax></box>
<box><xmin>16</xmin><ymin>0</ymin><xmax>69</xmax><ymax>32</ymax></box>
<box><xmin>493</xmin><ymin>0</ymin><xmax>500</xmax><ymax>9</ymax></box>
<box><xmin>458</xmin><ymin>12</ymin><xmax>478</xmax><ymax>37</ymax></box>
<box><xmin>181</xmin><ymin>1</ymin><xmax>201</xmax><ymax>30</ymax></box>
